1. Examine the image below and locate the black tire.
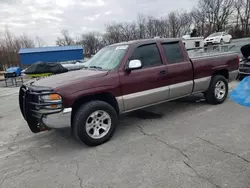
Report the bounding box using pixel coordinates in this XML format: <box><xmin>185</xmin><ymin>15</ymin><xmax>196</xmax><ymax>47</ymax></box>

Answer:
<box><xmin>204</xmin><ymin>75</ymin><xmax>228</xmax><ymax>105</ymax></box>
<box><xmin>72</xmin><ymin>101</ymin><xmax>118</xmax><ymax>146</ymax></box>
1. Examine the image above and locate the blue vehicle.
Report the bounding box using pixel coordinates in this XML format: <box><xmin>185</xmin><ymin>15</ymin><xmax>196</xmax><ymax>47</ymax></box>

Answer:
<box><xmin>4</xmin><ymin>67</ymin><xmax>22</xmax><ymax>78</ymax></box>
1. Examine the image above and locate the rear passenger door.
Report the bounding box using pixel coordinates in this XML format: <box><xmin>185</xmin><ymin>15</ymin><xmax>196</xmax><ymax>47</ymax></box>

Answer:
<box><xmin>119</xmin><ymin>43</ymin><xmax>169</xmax><ymax>111</ymax></box>
<box><xmin>161</xmin><ymin>42</ymin><xmax>194</xmax><ymax>99</ymax></box>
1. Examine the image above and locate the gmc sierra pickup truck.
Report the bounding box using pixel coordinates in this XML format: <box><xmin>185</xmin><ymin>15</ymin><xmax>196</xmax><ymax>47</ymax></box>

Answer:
<box><xmin>19</xmin><ymin>38</ymin><xmax>239</xmax><ymax>146</ymax></box>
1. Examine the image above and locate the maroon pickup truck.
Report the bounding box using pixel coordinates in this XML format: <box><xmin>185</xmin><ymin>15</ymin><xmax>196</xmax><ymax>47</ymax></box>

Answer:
<box><xmin>19</xmin><ymin>38</ymin><xmax>239</xmax><ymax>146</ymax></box>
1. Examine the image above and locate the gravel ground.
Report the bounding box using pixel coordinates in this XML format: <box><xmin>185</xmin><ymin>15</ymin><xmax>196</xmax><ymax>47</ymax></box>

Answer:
<box><xmin>1</xmin><ymin>81</ymin><xmax>250</xmax><ymax>188</ymax></box>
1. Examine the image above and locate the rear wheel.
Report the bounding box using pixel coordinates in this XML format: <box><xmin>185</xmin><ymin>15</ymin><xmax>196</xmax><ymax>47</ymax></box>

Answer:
<box><xmin>72</xmin><ymin>101</ymin><xmax>118</xmax><ymax>146</ymax></box>
<box><xmin>204</xmin><ymin>75</ymin><xmax>228</xmax><ymax>104</ymax></box>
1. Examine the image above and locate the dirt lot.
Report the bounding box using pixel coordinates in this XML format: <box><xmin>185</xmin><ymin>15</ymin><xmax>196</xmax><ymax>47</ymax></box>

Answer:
<box><xmin>1</xmin><ymin>81</ymin><xmax>250</xmax><ymax>188</ymax></box>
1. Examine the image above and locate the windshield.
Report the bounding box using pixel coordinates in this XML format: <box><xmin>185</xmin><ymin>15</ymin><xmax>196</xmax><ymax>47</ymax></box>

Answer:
<box><xmin>209</xmin><ymin>32</ymin><xmax>222</xmax><ymax>37</ymax></box>
<box><xmin>85</xmin><ymin>45</ymin><xmax>129</xmax><ymax>70</ymax></box>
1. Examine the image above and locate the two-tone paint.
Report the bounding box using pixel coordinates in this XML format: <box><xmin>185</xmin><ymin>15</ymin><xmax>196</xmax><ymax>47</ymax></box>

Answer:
<box><xmin>24</xmin><ymin>38</ymin><xmax>239</xmax><ymax>130</ymax></box>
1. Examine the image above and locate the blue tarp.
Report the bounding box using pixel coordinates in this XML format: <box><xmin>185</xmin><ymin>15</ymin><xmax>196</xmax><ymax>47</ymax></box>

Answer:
<box><xmin>230</xmin><ymin>76</ymin><xmax>250</xmax><ymax>107</ymax></box>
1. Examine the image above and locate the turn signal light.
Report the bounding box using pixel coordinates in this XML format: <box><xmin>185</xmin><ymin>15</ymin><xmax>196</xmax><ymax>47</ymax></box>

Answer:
<box><xmin>40</xmin><ymin>93</ymin><xmax>62</xmax><ymax>109</ymax></box>
<box><xmin>49</xmin><ymin>94</ymin><xmax>61</xmax><ymax>100</ymax></box>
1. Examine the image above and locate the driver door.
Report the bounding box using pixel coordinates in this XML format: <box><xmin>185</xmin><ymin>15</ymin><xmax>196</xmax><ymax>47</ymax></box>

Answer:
<box><xmin>119</xmin><ymin>43</ymin><xmax>169</xmax><ymax>111</ymax></box>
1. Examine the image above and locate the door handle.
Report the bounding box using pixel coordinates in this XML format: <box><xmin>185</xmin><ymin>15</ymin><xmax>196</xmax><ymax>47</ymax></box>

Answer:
<box><xmin>159</xmin><ymin>70</ymin><xmax>167</xmax><ymax>76</ymax></box>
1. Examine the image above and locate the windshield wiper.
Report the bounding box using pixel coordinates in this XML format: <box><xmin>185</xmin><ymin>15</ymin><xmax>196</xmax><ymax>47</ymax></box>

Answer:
<box><xmin>89</xmin><ymin>66</ymin><xmax>103</xmax><ymax>70</ymax></box>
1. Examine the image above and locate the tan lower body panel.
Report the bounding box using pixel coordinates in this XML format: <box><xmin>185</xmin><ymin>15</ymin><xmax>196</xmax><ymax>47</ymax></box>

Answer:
<box><xmin>122</xmin><ymin>86</ymin><xmax>169</xmax><ymax>112</ymax></box>
<box><xmin>117</xmin><ymin>80</ymin><xmax>202</xmax><ymax>113</ymax></box>
<box><xmin>192</xmin><ymin>76</ymin><xmax>211</xmax><ymax>93</ymax></box>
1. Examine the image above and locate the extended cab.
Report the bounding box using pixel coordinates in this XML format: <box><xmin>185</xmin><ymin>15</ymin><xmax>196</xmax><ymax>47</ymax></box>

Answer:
<box><xmin>19</xmin><ymin>38</ymin><xmax>239</xmax><ymax>146</ymax></box>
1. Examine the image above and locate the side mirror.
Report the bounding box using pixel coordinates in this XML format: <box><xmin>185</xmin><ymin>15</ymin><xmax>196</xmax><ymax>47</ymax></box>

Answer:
<box><xmin>126</xmin><ymin>60</ymin><xmax>142</xmax><ymax>71</ymax></box>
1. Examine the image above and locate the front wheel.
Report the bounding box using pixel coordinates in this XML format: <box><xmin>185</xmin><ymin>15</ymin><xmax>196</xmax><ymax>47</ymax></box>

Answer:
<box><xmin>72</xmin><ymin>101</ymin><xmax>118</xmax><ymax>146</ymax></box>
<box><xmin>204</xmin><ymin>75</ymin><xmax>228</xmax><ymax>105</ymax></box>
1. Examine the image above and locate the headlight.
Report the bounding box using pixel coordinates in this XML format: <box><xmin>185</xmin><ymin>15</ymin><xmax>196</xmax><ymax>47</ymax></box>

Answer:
<box><xmin>40</xmin><ymin>93</ymin><xmax>61</xmax><ymax>101</ymax></box>
<box><xmin>39</xmin><ymin>93</ymin><xmax>62</xmax><ymax>109</ymax></box>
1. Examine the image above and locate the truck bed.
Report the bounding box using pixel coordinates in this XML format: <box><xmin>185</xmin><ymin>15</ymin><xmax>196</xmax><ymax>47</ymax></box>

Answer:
<box><xmin>191</xmin><ymin>51</ymin><xmax>239</xmax><ymax>80</ymax></box>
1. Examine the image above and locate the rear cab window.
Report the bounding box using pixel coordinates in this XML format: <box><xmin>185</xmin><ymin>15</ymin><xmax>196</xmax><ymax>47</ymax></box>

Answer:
<box><xmin>130</xmin><ymin>43</ymin><xmax>162</xmax><ymax>68</ymax></box>
<box><xmin>161</xmin><ymin>42</ymin><xmax>184</xmax><ymax>64</ymax></box>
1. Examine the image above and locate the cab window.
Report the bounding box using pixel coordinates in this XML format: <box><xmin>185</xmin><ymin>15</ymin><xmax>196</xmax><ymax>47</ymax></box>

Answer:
<box><xmin>130</xmin><ymin>44</ymin><xmax>162</xmax><ymax>68</ymax></box>
<box><xmin>162</xmin><ymin>42</ymin><xmax>184</xmax><ymax>64</ymax></box>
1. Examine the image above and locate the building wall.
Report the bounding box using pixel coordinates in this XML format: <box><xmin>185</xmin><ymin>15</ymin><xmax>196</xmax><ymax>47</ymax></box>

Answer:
<box><xmin>20</xmin><ymin>49</ymin><xmax>83</xmax><ymax>65</ymax></box>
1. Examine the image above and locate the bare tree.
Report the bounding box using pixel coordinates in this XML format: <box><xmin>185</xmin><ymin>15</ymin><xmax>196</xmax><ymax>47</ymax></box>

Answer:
<box><xmin>35</xmin><ymin>36</ymin><xmax>46</xmax><ymax>47</ymax></box>
<box><xmin>168</xmin><ymin>11</ymin><xmax>192</xmax><ymax>37</ymax></box>
<box><xmin>19</xmin><ymin>35</ymin><xmax>35</xmax><ymax>48</ymax></box>
<box><xmin>106</xmin><ymin>24</ymin><xmax>125</xmax><ymax>44</ymax></box>
<box><xmin>198</xmin><ymin>0</ymin><xmax>235</xmax><ymax>34</ymax></box>
<box><xmin>56</xmin><ymin>29</ymin><xmax>75</xmax><ymax>46</ymax></box>
<box><xmin>137</xmin><ymin>14</ymin><xmax>147</xmax><ymax>39</ymax></box>
<box><xmin>179</xmin><ymin>12</ymin><xmax>193</xmax><ymax>36</ymax></box>
<box><xmin>103</xmin><ymin>12</ymin><xmax>191</xmax><ymax>44</ymax></box>
<box><xmin>0</xmin><ymin>28</ymin><xmax>36</xmax><ymax>68</ymax></box>
<box><xmin>76</xmin><ymin>32</ymin><xmax>104</xmax><ymax>56</ymax></box>
<box><xmin>146</xmin><ymin>16</ymin><xmax>166</xmax><ymax>38</ymax></box>
<box><xmin>235</xmin><ymin>0</ymin><xmax>250</xmax><ymax>36</ymax></box>
<box><xmin>191</xmin><ymin>8</ymin><xmax>206</xmax><ymax>36</ymax></box>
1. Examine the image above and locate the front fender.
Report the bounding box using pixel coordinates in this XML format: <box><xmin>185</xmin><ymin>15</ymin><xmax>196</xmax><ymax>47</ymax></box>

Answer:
<box><xmin>63</xmin><ymin>86</ymin><xmax>121</xmax><ymax>108</ymax></box>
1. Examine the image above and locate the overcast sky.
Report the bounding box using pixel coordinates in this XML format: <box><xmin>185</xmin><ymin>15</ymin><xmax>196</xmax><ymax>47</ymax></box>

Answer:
<box><xmin>0</xmin><ymin>0</ymin><xmax>198</xmax><ymax>45</ymax></box>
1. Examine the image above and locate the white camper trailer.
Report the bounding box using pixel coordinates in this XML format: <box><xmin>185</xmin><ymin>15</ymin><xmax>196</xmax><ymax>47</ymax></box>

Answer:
<box><xmin>182</xmin><ymin>35</ymin><xmax>204</xmax><ymax>50</ymax></box>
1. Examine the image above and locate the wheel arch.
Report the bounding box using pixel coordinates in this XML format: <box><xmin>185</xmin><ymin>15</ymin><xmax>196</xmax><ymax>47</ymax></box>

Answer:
<box><xmin>212</xmin><ymin>69</ymin><xmax>229</xmax><ymax>80</ymax></box>
<box><xmin>71</xmin><ymin>92</ymin><xmax>120</xmax><ymax>125</ymax></box>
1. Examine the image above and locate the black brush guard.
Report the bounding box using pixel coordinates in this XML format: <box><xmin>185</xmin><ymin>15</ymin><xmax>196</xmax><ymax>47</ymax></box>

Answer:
<box><xmin>19</xmin><ymin>85</ymin><xmax>63</xmax><ymax>133</ymax></box>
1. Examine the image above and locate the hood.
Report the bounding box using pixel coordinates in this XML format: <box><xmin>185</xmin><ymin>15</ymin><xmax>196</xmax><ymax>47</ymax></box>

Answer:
<box><xmin>30</xmin><ymin>69</ymin><xmax>109</xmax><ymax>88</ymax></box>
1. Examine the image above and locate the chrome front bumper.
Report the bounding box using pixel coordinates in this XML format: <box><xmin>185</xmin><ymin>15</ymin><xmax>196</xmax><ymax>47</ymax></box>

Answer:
<box><xmin>42</xmin><ymin>108</ymin><xmax>72</xmax><ymax>129</ymax></box>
